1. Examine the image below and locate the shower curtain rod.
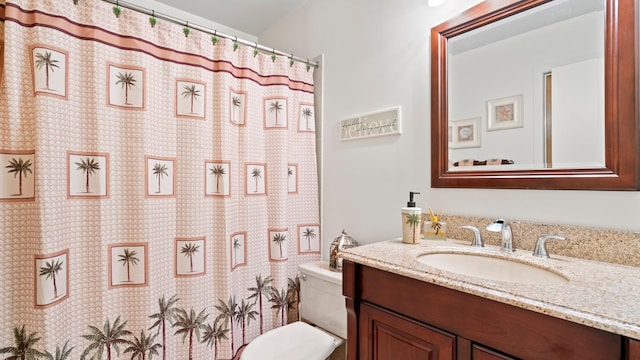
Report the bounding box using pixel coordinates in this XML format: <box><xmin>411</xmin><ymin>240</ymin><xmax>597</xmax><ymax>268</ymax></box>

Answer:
<box><xmin>101</xmin><ymin>0</ymin><xmax>319</xmax><ymax>68</ymax></box>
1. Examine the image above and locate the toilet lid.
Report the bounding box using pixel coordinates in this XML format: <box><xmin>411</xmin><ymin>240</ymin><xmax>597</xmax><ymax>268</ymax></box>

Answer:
<box><xmin>240</xmin><ymin>321</ymin><xmax>340</xmax><ymax>360</ymax></box>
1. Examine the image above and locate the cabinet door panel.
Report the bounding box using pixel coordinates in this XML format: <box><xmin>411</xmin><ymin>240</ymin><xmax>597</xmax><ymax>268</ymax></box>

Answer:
<box><xmin>472</xmin><ymin>344</ymin><xmax>517</xmax><ymax>360</ymax></box>
<box><xmin>627</xmin><ymin>338</ymin><xmax>640</xmax><ymax>360</ymax></box>
<box><xmin>359</xmin><ymin>303</ymin><xmax>455</xmax><ymax>360</ymax></box>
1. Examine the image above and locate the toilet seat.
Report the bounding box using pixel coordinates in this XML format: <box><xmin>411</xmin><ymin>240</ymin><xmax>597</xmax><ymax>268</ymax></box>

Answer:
<box><xmin>240</xmin><ymin>321</ymin><xmax>341</xmax><ymax>360</ymax></box>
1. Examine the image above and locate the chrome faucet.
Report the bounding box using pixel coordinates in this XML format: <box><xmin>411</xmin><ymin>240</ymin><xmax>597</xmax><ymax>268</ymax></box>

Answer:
<box><xmin>487</xmin><ymin>219</ymin><xmax>514</xmax><ymax>252</ymax></box>
<box><xmin>459</xmin><ymin>226</ymin><xmax>484</xmax><ymax>247</ymax></box>
<box><xmin>533</xmin><ymin>235</ymin><xmax>567</xmax><ymax>258</ymax></box>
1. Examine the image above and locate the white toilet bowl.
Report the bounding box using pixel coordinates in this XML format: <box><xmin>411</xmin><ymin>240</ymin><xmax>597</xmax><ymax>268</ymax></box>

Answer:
<box><xmin>239</xmin><ymin>261</ymin><xmax>347</xmax><ymax>360</ymax></box>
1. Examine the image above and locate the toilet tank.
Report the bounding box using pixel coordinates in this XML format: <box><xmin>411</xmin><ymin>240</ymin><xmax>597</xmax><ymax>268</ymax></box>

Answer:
<box><xmin>298</xmin><ymin>261</ymin><xmax>347</xmax><ymax>339</ymax></box>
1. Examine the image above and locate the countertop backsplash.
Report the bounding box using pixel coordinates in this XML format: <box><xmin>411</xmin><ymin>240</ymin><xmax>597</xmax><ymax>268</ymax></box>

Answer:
<box><xmin>428</xmin><ymin>214</ymin><xmax>640</xmax><ymax>267</ymax></box>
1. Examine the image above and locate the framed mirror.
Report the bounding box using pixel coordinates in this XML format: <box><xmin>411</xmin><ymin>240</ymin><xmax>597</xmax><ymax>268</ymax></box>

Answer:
<box><xmin>430</xmin><ymin>0</ymin><xmax>639</xmax><ymax>190</ymax></box>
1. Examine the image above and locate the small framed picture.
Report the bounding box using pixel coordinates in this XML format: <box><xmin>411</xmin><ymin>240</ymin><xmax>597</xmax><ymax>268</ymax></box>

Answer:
<box><xmin>487</xmin><ymin>95</ymin><xmax>523</xmax><ymax>131</ymax></box>
<box><xmin>450</xmin><ymin>117</ymin><xmax>481</xmax><ymax>149</ymax></box>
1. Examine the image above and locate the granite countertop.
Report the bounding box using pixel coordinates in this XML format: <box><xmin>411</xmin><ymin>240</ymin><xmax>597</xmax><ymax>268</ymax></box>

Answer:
<box><xmin>340</xmin><ymin>238</ymin><xmax>640</xmax><ymax>340</ymax></box>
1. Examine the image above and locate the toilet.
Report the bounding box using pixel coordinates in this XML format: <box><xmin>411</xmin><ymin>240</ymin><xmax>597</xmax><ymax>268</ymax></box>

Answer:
<box><xmin>239</xmin><ymin>261</ymin><xmax>347</xmax><ymax>360</ymax></box>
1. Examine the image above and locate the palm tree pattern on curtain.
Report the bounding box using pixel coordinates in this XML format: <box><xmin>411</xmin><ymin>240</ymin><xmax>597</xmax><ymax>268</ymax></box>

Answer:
<box><xmin>34</xmin><ymin>51</ymin><xmax>60</xmax><ymax>90</ymax></box>
<box><xmin>0</xmin><ymin>2</ymin><xmax>318</xmax><ymax>359</ymax></box>
<box><xmin>180</xmin><ymin>242</ymin><xmax>200</xmax><ymax>273</ymax></box>
<box><xmin>250</xmin><ymin>167</ymin><xmax>262</xmax><ymax>192</ymax></box>
<box><xmin>210</xmin><ymin>164</ymin><xmax>225</xmax><ymax>193</ymax></box>
<box><xmin>38</xmin><ymin>259</ymin><xmax>63</xmax><ymax>300</ymax></box>
<box><xmin>301</xmin><ymin>106</ymin><xmax>313</xmax><ymax>130</ymax></box>
<box><xmin>268</xmin><ymin>100</ymin><xmax>284</xmax><ymax>125</ymax></box>
<box><xmin>272</xmin><ymin>233</ymin><xmax>287</xmax><ymax>259</ymax></box>
<box><xmin>232</xmin><ymin>236</ymin><xmax>241</xmax><ymax>266</ymax></box>
<box><xmin>152</xmin><ymin>162</ymin><xmax>168</xmax><ymax>193</ymax></box>
<box><xmin>232</xmin><ymin>95</ymin><xmax>241</xmax><ymax>123</ymax></box>
<box><xmin>2</xmin><ymin>278</ymin><xmax>301</xmax><ymax>360</ymax></box>
<box><xmin>5</xmin><ymin>157</ymin><xmax>33</xmax><ymax>196</ymax></box>
<box><xmin>115</xmin><ymin>72</ymin><xmax>136</xmax><ymax>105</ymax></box>
<box><xmin>118</xmin><ymin>248</ymin><xmax>139</xmax><ymax>283</ymax></box>
<box><xmin>181</xmin><ymin>84</ymin><xmax>201</xmax><ymax>115</ymax></box>
<box><xmin>302</xmin><ymin>227</ymin><xmax>317</xmax><ymax>251</ymax></box>
<box><xmin>74</xmin><ymin>157</ymin><xmax>100</xmax><ymax>193</ymax></box>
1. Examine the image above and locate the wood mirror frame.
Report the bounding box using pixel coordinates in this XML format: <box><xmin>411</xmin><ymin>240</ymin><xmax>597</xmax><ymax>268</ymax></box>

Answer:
<box><xmin>430</xmin><ymin>0</ymin><xmax>640</xmax><ymax>190</ymax></box>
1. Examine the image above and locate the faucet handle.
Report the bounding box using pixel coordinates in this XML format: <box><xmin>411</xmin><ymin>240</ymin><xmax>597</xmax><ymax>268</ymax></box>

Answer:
<box><xmin>533</xmin><ymin>235</ymin><xmax>567</xmax><ymax>258</ymax></box>
<box><xmin>459</xmin><ymin>226</ymin><xmax>484</xmax><ymax>247</ymax></box>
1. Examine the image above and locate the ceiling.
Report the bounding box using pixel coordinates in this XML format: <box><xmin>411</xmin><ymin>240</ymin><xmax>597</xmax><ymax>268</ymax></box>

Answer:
<box><xmin>151</xmin><ymin>0</ymin><xmax>309</xmax><ymax>35</ymax></box>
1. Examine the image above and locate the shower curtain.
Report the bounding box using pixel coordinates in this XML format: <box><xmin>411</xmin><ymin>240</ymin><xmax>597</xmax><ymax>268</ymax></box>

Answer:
<box><xmin>0</xmin><ymin>1</ymin><xmax>319</xmax><ymax>359</ymax></box>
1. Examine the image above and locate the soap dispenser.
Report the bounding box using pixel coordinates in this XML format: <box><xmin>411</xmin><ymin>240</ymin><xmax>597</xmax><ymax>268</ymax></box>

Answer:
<box><xmin>402</xmin><ymin>191</ymin><xmax>422</xmax><ymax>244</ymax></box>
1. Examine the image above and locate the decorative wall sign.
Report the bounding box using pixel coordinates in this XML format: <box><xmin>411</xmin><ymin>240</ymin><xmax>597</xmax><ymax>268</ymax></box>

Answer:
<box><xmin>487</xmin><ymin>95</ymin><xmax>523</xmax><ymax>131</ymax></box>
<box><xmin>450</xmin><ymin>117</ymin><xmax>481</xmax><ymax>149</ymax></box>
<box><xmin>340</xmin><ymin>106</ymin><xmax>401</xmax><ymax>141</ymax></box>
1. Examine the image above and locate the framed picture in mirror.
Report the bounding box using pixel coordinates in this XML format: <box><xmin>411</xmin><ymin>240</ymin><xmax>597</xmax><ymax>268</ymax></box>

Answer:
<box><xmin>487</xmin><ymin>95</ymin><xmax>523</xmax><ymax>131</ymax></box>
<box><xmin>450</xmin><ymin>117</ymin><xmax>481</xmax><ymax>149</ymax></box>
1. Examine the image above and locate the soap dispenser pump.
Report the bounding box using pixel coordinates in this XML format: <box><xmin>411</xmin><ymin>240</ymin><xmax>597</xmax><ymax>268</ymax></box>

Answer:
<box><xmin>402</xmin><ymin>191</ymin><xmax>422</xmax><ymax>244</ymax></box>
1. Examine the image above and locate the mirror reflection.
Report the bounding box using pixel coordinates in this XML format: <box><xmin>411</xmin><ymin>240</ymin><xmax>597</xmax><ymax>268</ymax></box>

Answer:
<box><xmin>447</xmin><ymin>0</ymin><xmax>605</xmax><ymax>171</ymax></box>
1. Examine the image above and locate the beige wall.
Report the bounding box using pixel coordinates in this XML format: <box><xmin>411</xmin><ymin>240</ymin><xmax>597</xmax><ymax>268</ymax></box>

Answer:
<box><xmin>259</xmin><ymin>0</ymin><xmax>640</xmax><ymax>258</ymax></box>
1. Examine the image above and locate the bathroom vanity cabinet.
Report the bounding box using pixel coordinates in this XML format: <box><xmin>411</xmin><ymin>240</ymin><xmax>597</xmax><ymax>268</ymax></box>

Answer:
<box><xmin>343</xmin><ymin>260</ymin><xmax>640</xmax><ymax>360</ymax></box>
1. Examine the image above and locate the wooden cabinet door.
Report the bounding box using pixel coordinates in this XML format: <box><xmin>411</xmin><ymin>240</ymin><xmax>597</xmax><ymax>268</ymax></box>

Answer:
<box><xmin>627</xmin><ymin>338</ymin><xmax>640</xmax><ymax>360</ymax></box>
<box><xmin>472</xmin><ymin>345</ymin><xmax>517</xmax><ymax>360</ymax></box>
<box><xmin>359</xmin><ymin>303</ymin><xmax>455</xmax><ymax>360</ymax></box>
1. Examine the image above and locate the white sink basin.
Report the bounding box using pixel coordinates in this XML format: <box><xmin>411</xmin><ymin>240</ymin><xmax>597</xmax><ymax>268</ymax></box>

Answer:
<box><xmin>416</xmin><ymin>252</ymin><xmax>568</xmax><ymax>284</ymax></box>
